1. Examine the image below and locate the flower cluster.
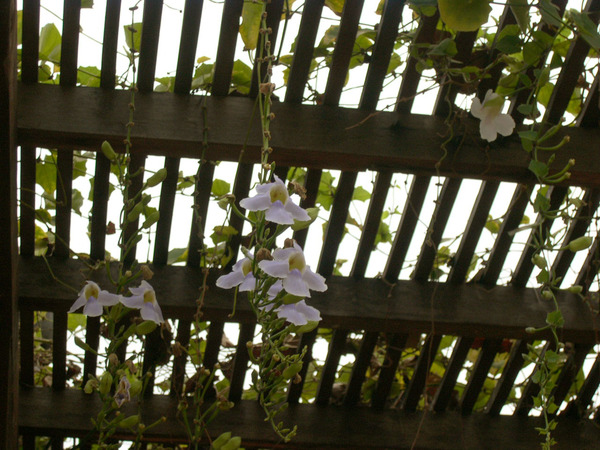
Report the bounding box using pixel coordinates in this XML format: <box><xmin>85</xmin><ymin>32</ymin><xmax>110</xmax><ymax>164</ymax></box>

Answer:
<box><xmin>69</xmin><ymin>280</ymin><xmax>164</xmax><ymax>324</ymax></box>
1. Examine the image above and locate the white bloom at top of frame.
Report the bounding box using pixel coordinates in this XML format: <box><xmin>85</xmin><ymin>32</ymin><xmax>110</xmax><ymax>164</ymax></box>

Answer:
<box><xmin>121</xmin><ymin>281</ymin><xmax>165</xmax><ymax>324</ymax></box>
<box><xmin>470</xmin><ymin>89</ymin><xmax>515</xmax><ymax>142</ymax></box>
<box><xmin>216</xmin><ymin>256</ymin><xmax>256</xmax><ymax>292</ymax></box>
<box><xmin>276</xmin><ymin>300</ymin><xmax>321</xmax><ymax>326</ymax></box>
<box><xmin>258</xmin><ymin>242</ymin><xmax>327</xmax><ymax>298</ymax></box>
<box><xmin>69</xmin><ymin>281</ymin><xmax>121</xmax><ymax>317</ymax></box>
<box><xmin>239</xmin><ymin>176</ymin><xmax>310</xmax><ymax>225</ymax></box>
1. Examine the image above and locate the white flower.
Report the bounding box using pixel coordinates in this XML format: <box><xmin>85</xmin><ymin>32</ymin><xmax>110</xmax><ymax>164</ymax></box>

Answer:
<box><xmin>239</xmin><ymin>176</ymin><xmax>310</xmax><ymax>225</ymax></box>
<box><xmin>470</xmin><ymin>89</ymin><xmax>515</xmax><ymax>142</ymax></box>
<box><xmin>69</xmin><ymin>281</ymin><xmax>120</xmax><ymax>317</ymax></box>
<box><xmin>258</xmin><ymin>243</ymin><xmax>327</xmax><ymax>297</ymax></box>
<box><xmin>216</xmin><ymin>257</ymin><xmax>256</xmax><ymax>292</ymax></box>
<box><xmin>276</xmin><ymin>300</ymin><xmax>321</xmax><ymax>326</ymax></box>
<box><xmin>121</xmin><ymin>281</ymin><xmax>164</xmax><ymax>324</ymax></box>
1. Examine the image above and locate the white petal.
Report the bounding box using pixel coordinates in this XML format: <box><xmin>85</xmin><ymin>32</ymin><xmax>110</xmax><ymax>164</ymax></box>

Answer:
<box><xmin>482</xmin><ymin>89</ymin><xmax>496</xmax><ymax>104</ymax></box>
<box><xmin>259</xmin><ymin>259</ymin><xmax>291</xmax><ymax>278</ymax></box>
<box><xmin>494</xmin><ymin>113</ymin><xmax>516</xmax><ymax>137</ymax></box>
<box><xmin>239</xmin><ymin>273</ymin><xmax>257</xmax><ymax>292</ymax></box>
<box><xmin>470</xmin><ymin>97</ymin><xmax>483</xmax><ymax>119</ymax></box>
<box><xmin>267</xmin><ymin>280</ymin><xmax>283</xmax><ymax>299</ymax></box>
<box><xmin>284</xmin><ymin>200</ymin><xmax>311</xmax><ymax>221</ymax></box>
<box><xmin>283</xmin><ymin>269</ymin><xmax>311</xmax><ymax>297</ymax></box>
<box><xmin>216</xmin><ymin>270</ymin><xmax>246</xmax><ymax>289</ymax></box>
<box><xmin>276</xmin><ymin>304</ymin><xmax>308</xmax><ymax>326</ymax></box>
<box><xmin>152</xmin><ymin>302</ymin><xmax>165</xmax><ymax>324</ymax></box>
<box><xmin>272</xmin><ymin>246</ymin><xmax>296</xmax><ymax>261</ymax></box>
<box><xmin>302</xmin><ymin>267</ymin><xmax>327</xmax><ymax>292</ymax></box>
<box><xmin>68</xmin><ymin>294</ymin><xmax>87</xmax><ymax>313</ymax></box>
<box><xmin>479</xmin><ymin>117</ymin><xmax>498</xmax><ymax>142</ymax></box>
<box><xmin>140</xmin><ymin>302</ymin><xmax>162</xmax><ymax>323</ymax></box>
<box><xmin>121</xmin><ymin>295</ymin><xmax>144</xmax><ymax>309</ymax></box>
<box><xmin>240</xmin><ymin>193</ymin><xmax>272</xmax><ymax>212</ymax></box>
<box><xmin>265</xmin><ymin>201</ymin><xmax>294</xmax><ymax>225</ymax></box>
<box><xmin>83</xmin><ymin>298</ymin><xmax>103</xmax><ymax>317</ymax></box>
<box><xmin>97</xmin><ymin>291</ymin><xmax>121</xmax><ymax>306</ymax></box>
<box><xmin>294</xmin><ymin>300</ymin><xmax>321</xmax><ymax>322</ymax></box>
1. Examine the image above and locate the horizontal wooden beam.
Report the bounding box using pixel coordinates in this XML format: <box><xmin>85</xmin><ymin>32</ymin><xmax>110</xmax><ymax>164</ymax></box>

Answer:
<box><xmin>17</xmin><ymin>83</ymin><xmax>600</xmax><ymax>187</ymax></box>
<box><xmin>18</xmin><ymin>256</ymin><xmax>599</xmax><ymax>343</ymax></box>
<box><xmin>19</xmin><ymin>387</ymin><xmax>600</xmax><ymax>448</ymax></box>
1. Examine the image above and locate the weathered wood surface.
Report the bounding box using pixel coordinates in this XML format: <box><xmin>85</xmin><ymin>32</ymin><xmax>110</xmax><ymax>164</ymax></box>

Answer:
<box><xmin>0</xmin><ymin>0</ymin><xmax>18</xmax><ymax>447</ymax></box>
<box><xmin>18</xmin><ymin>256</ymin><xmax>600</xmax><ymax>343</ymax></box>
<box><xmin>19</xmin><ymin>387</ymin><xmax>600</xmax><ymax>448</ymax></box>
<box><xmin>17</xmin><ymin>83</ymin><xmax>600</xmax><ymax>187</ymax></box>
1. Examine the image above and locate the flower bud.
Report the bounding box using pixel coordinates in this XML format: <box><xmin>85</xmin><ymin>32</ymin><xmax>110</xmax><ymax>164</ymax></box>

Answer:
<box><xmin>567</xmin><ymin>285</ymin><xmax>583</xmax><ymax>294</ymax></box>
<box><xmin>146</xmin><ymin>168</ymin><xmax>167</xmax><ymax>187</ymax></box>
<box><xmin>99</xmin><ymin>372</ymin><xmax>113</xmax><ymax>395</ymax></box>
<box><xmin>282</xmin><ymin>362</ymin><xmax>303</xmax><ymax>380</ymax></box>
<box><xmin>118</xmin><ymin>414</ymin><xmax>139</xmax><ymax>429</ymax></box>
<box><xmin>525</xmin><ymin>327</ymin><xmax>537</xmax><ymax>334</ymax></box>
<box><xmin>541</xmin><ymin>289</ymin><xmax>554</xmax><ymax>301</ymax></box>
<box><xmin>142</xmin><ymin>210</ymin><xmax>160</xmax><ymax>229</ymax></box>
<box><xmin>136</xmin><ymin>320</ymin><xmax>157</xmax><ymax>335</ymax></box>
<box><xmin>84</xmin><ymin>378</ymin><xmax>98</xmax><ymax>394</ymax></box>
<box><xmin>211</xmin><ymin>432</ymin><xmax>232</xmax><ymax>449</ymax></box>
<box><xmin>101</xmin><ymin>140</ymin><xmax>117</xmax><ymax>161</ymax></box>
<box><xmin>256</xmin><ymin>248</ymin><xmax>272</xmax><ymax>262</ymax></box>
<box><xmin>108</xmin><ymin>353</ymin><xmax>119</xmax><ymax>367</ymax></box>
<box><xmin>531</xmin><ymin>254</ymin><xmax>546</xmax><ymax>270</ymax></box>
<box><xmin>220</xmin><ymin>436</ymin><xmax>242</xmax><ymax>450</ymax></box>
<box><xmin>140</xmin><ymin>264</ymin><xmax>154</xmax><ymax>280</ymax></box>
<box><xmin>568</xmin><ymin>236</ymin><xmax>593</xmax><ymax>252</ymax></box>
<box><xmin>129</xmin><ymin>378</ymin><xmax>143</xmax><ymax>398</ymax></box>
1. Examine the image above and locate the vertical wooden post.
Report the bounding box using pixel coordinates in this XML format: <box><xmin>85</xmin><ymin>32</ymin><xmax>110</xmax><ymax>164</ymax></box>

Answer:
<box><xmin>0</xmin><ymin>0</ymin><xmax>19</xmax><ymax>447</ymax></box>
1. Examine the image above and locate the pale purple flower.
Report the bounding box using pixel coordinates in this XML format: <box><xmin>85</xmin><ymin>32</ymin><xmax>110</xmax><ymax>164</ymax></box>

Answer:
<box><xmin>240</xmin><ymin>176</ymin><xmax>310</xmax><ymax>225</ymax></box>
<box><xmin>276</xmin><ymin>300</ymin><xmax>321</xmax><ymax>326</ymax></box>
<box><xmin>69</xmin><ymin>281</ymin><xmax>120</xmax><ymax>317</ymax></box>
<box><xmin>114</xmin><ymin>376</ymin><xmax>131</xmax><ymax>407</ymax></box>
<box><xmin>471</xmin><ymin>89</ymin><xmax>515</xmax><ymax>142</ymax></box>
<box><xmin>258</xmin><ymin>243</ymin><xmax>327</xmax><ymax>297</ymax></box>
<box><xmin>216</xmin><ymin>257</ymin><xmax>256</xmax><ymax>292</ymax></box>
<box><xmin>121</xmin><ymin>281</ymin><xmax>164</xmax><ymax>324</ymax></box>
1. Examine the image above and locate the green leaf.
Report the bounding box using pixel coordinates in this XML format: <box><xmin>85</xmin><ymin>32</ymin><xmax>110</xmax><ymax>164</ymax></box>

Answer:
<box><xmin>39</xmin><ymin>23</ymin><xmax>62</xmax><ymax>63</ymax></box>
<box><xmin>352</xmin><ymin>186</ymin><xmax>371</xmax><ymax>202</ymax></box>
<box><xmin>509</xmin><ymin>0</ymin><xmax>529</xmax><ymax>33</ymax></box>
<box><xmin>523</xmin><ymin>41</ymin><xmax>544</xmax><ymax>66</ymax></box>
<box><xmin>239</xmin><ymin>1</ymin><xmax>263</xmax><ymax>51</ymax></box>
<box><xmin>210</xmin><ymin>225</ymin><xmax>238</xmax><ymax>244</ymax></box>
<box><xmin>211</xmin><ymin>179</ymin><xmax>231</xmax><ymax>197</ymax></box>
<box><xmin>438</xmin><ymin>0</ymin><xmax>492</xmax><ymax>32</ymax></box>
<box><xmin>539</xmin><ymin>0</ymin><xmax>562</xmax><ymax>28</ymax></box>
<box><xmin>324</xmin><ymin>0</ymin><xmax>345</xmax><ymax>16</ymax></box>
<box><xmin>67</xmin><ymin>313</ymin><xmax>86</xmax><ymax>332</ymax></box>
<box><xmin>167</xmin><ymin>247</ymin><xmax>188</xmax><ymax>265</ymax></box>
<box><xmin>231</xmin><ymin>60</ymin><xmax>253</xmax><ymax>94</ymax></box>
<box><xmin>36</xmin><ymin>157</ymin><xmax>57</xmax><ymax>195</ymax></box>
<box><xmin>291</xmin><ymin>207</ymin><xmax>319</xmax><ymax>231</ymax></box>
<box><xmin>191</xmin><ymin>63</ymin><xmax>214</xmax><ymax>91</ymax></box>
<box><xmin>72</xmin><ymin>188</ymin><xmax>84</xmax><ymax>215</ymax></box>
<box><xmin>485</xmin><ymin>215</ymin><xmax>500</xmax><ymax>233</ymax></box>
<box><xmin>546</xmin><ymin>310</ymin><xmax>564</xmax><ymax>327</ymax></box>
<box><xmin>123</xmin><ymin>22</ymin><xmax>142</xmax><ymax>53</ymax></box>
<box><xmin>570</xmin><ymin>9</ymin><xmax>600</xmax><ymax>51</ymax></box>
<box><xmin>81</xmin><ymin>0</ymin><xmax>94</xmax><ymax>8</ymax></box>
<box><xmin>428</xmin><ymin>38</ymin><xmax>458</xmax><ymax>57</ymax></box>
<box><xmin>17</xmin><ymin>10</ymin><xmax>22</xmax><ymax>46</ymax></box>
<box><xmin>374</xmin><ymin>221</ymin><xmax>393</xmax><ymax>246</ymax></box>
<box><xmin>528</xmin><ymin>159</ymin><xmax>549</xmax><ymax>179</ymax></box>
<box><xmin>74</xmin><ymin>336</ymin><xmax>96</xmax><ymax>353</ymax></box>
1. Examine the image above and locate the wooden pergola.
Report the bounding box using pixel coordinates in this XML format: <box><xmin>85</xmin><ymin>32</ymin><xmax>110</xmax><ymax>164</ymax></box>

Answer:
<box><xmin>3</xmin><ymin>0</ymin><xmax>600</xmax><ymax>448</ymax></box>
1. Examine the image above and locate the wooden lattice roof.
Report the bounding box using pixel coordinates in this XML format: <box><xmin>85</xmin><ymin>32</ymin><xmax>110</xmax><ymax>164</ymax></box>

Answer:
<box><xmin>4</xmin><ymin>0</ymin><xmax>600</xmax><ymax>448</ymax></box>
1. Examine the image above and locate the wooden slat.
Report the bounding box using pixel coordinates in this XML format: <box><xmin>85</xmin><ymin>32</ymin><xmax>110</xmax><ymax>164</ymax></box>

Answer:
<box><xmin>359</xmin><ymin>0</ymin><xmax>405</xmax><ymax>110</ymax></box>
<box><xmin>292</xmin><ymin>168</ymin><xmax>321</xmax><ymax>249</ymax></box>
<box><xmin>433</xmin><ymin>31</ymin><xmax>477</xmax><ymax>118</ymax></box>
<box><xmin>383</xmin><ymin>175</ymin><xmax>430</xmax><ymax>282</ymax></box>
<box><xmin>170</xmin><ymin>319</ymin><xmax>191</xmax><ymax>397</ymax></box>
<box><xmin>60</xmin><ymin>1</ymin><xmax>81</xmax><ymax>87</ymax></box>
<box><xmin>448</xmin><ymin>181</ymin><xmax>499</xmax><ymax>283</ymax></box>
<box><xmin>550</xmin><ymin>343</ymin><xmax>592</xmax><ymax>415</ymax></box>
<box><xmin>515</xmin><ymin>343</ymin><xmax>549</xmax><ymax>416</ymax></box>
<box><xmin>511</xmin><ymin>186</ymin><xmax>568</xmax><ymax>287</ymax></box>
<box><xmin>153</xmin><ymin>157</ymin><xmax>181</xmax><ymax>265</ymax></box>
<box><xmin>141</xmin><ymin>326</ymin><xmax>164</xmax><ymax>397</ymax></box>
<box><xmin>82</xmin><ymin>316</ymin><xmax>100</xmax><ymax>381</ymax></box>
<box><xmin>486</xmin><ymin>339</ymin><xmax>528</xmax><ymax>416</ymax></box>
<box><xmin>174</xmin><ymin>0</ymin><xmax>203</xmax><ymax>94</ymax></box>
<box><xmin>21</xmin><ymin>0</ymin><xmax>40</xmax><ymax>83</ymax></box>
<box><xmin>224</xmin><ymin>163</ymin><xmax>254</xmax><ymax>270</ymax></box>
<box><xmin>211</xmin><ymin>0</ymin><xmax>243</xmax><ymax>96</ymax></box>
<box><xmin>395</xmin><ymin>11</ymin><xmax>439</xmax><ymax>114</ymax></box>
<box><xmin>19</xmin><ymin>145</ymin><xmax>36</xmax><ymax>256</ymax></box>
<box><xmin>561</xmin><ymin>352</ymin><xmax>600</xmax><ymax>419</ymax></box>
<box><xmin>54</xmin><ymin>150</ymin><xmax>73</xmax><ymax>259</ymax></box>
<box><xmin>317</xmin><ymin>171</ymin><xmax>358</xmax><ymax>277</ymax></box>
<box><xmin>284</xmin><ymin>0</ymin><xmax>325</xmax><ymax>103</ymax></box>
<box><xmin>122</xmin><ymin>153</ymin><xmax>146</xmax><ymax>267</ymax></box>
<box><xmin>186</xmin><ymin>160</ymin><xmax>215</xmax><ymax>268</ymax></box>
<box><xmin>343</xmin><ymin>331</ymin><xmax>379</xmax><ymax>406</ymax></box>
<box><xmin>137</xmin><ymin>0</ymin><xmax>163</xmax><ymax>93</ymax></box>
<box><xmin>316</xmin><ymin>329</ymin><xmax>349</xmax><ymax>406</ymax></box>
<box><xmin>203</xmin><ymin>321</ymin><xmax>224</xmax><ymax>371</ymax></box>
<box><xmin>479</xmin><ymin>184</ymin><xmax>531</xmax><ymax>285</ymax></box>
<box><xmin>551</xmin><ymin>189</ymin><xmax>600</xmax><ymax>286</ymax></box>
<box><xmin>249</xmin><ymin>0</ymin><xmax>284</xmax><ymax>98</ymax></box>
<box><xmin>287</xmin><ymin>328</ymin><xmax>318</xmax><ymax>404</ymax></box>
<box><xmin>18</xmin><ymin>83</ymin><xmax>600</xmax><ymax>188</ymax></box>
<box><xmin>18</xmin><ymin>256</ymin><xmax>600</xmax><ymax>343</ymax></box>
<box><xmin>90</xmin><ymin>153</ymin><xmax>111</xmax><ymax>261</ymax></box>
<box><xmin>52</xmin><ymin>312</ymin><xmax>68</xmax><ymax>391</ymax></box>
<box><xmin>19</xmin><ymin>387</ymin><xmax>600</xmax><ymax>449</ymax></box>
<box><xmin>19</xmin><ymin>308</ymin><xmax>35</xmax><ymax>387</ymax></box>
<box><xmin>431</xmin><ymin>337</ymin><xmax>474</xmax><ymax>412</ymax></box>
<box><xmin>412</xmin><ymin>178</ymin><xmax>462</xmax><ymax>281</ymax></box>
<box><xmin>575</xmin><ymin>234</ymin><xmax>600</xmax><ymax>292</ymax></box>
<box><xmin>323</xmin><ymin>0</ymin><xmax>365</xmax><ymax>106</ymax></box>
<box><xmin>401</xmin><ymin>334</ymin><xmax>442</xmax><ymax>411</ymax></box>
<box><xmin>460</xmin><ymin>339</ymin><xmax>500</xmax><ymax>414</ymax></box>
<box><xmin>350</xmin><ymin>170</ymin><xmax>393</xmax><ymax>279</ymax></box>
<box><xmin>577</xmin><ymin>71</ymin><xmax>600</xmax><ymax>128</ymax></box>
<box><xmin>544</xmin><ymin>0</ymin><xmax>600</xmax><ymax>125</ymax></box>
<box><xmin>228</xmin><ymin>323</ymin><xmax>255</xmax><ymax>402</ymax></box>
<box><xmin>371</xmin><ymin>333</ymin><xmax>408</xmax><ymax>409</ymax></box>
<box><xmin>100</xmin><ymin>0</ymin><xmax>121</xmax><ymax>88</ymax></box>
